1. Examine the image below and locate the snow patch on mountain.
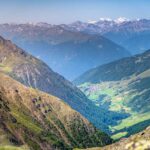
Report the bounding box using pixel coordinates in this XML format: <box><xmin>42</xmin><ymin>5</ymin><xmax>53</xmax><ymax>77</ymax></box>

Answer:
<box><xmin>114</xmin><ymin>17</ymin><xmax>129</xmax><ymax>24</ymax></box>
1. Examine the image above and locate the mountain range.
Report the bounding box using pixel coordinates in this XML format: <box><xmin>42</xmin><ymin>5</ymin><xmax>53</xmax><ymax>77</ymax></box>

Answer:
<box><xmin>0</xmin><ymin>19</ymin><xmax>150</xmax><ymax>150</ymax></box>
<box><xmin>1</xmin><ymin>18</ymin><xmax>150</xmax><ymax>81</ymax></box>
<box><xmin>74</xmin><ymin>50</ymin><xmax>150</xmax><ymax>139</ymax></box>
<box><xmin>62</xmin><ymin>18</ymin><xmax>150</xmax><ymax>54</ymax></box>
<box><xmin>0</xmin><ymin>23</ymin><xmax>130</xmax><ymax>80</ymax></box>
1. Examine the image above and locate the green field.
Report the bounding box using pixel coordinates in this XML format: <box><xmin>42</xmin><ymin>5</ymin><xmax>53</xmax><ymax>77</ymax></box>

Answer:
<box><xmin>79</xmin><ymin>73</ymin><xmax>150</xmax><ymax>140</ymax></box>
<box><xmin>0</xmin><ymin>145</ymin><xmax>29</xmax><ymax>150</ymax></box>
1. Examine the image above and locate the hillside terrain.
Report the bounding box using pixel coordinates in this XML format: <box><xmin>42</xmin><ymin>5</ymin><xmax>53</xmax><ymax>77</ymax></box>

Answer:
<box><xmin>78</xmin><ymin>126</ymin><xmax>150</xmax><ymax>150</ymax></box>
<box><xmin>0</xmin><ymin>72</ymin><xmax>112</xmax><ymax>150</ymax></box>
<box><xmin>0</xmin><ymin>35</ymin><xmax>127</xmax><ymax>134</ymax></box>
<box><xmin>0</xmin><ymin>23</ymin><xmax>130</xmax><ymax>80</ymax></box>
<box><xmin>74</xmin><ymin>50</ymin><xmax>150</xmax><ymax>139</ymax></box>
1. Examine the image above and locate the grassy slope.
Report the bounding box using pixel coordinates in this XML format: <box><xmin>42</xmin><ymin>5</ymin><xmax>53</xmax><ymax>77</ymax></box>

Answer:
<box><xmin>0</xmin><ymin>72</ymin><xmax>111</xmax><ymax>150</ymax></box>
<box><xmin>77</xmin><ymin>126</ymin><xmax>150</xmax><ymax>150</ymax></box>
<box><xmin>0</xmin><ymin>145</ymin><xmax>29</xmax><ymax>150</ymax></box>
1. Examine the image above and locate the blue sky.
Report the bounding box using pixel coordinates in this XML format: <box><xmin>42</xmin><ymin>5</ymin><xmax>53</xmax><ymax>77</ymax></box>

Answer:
<box><xmin>0</xmin><ymin>0</ymin><xmax>150</xmax><ymax>24</ymax></box>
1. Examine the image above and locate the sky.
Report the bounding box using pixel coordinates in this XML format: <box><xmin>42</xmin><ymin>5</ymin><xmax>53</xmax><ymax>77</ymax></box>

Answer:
<box><xmin>0</xmin><ymin>0</ymin><xmax>150</xmax><ymax>24</ymax></box>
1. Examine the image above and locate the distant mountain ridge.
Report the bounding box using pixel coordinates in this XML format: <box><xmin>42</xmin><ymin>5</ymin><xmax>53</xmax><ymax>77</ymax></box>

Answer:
<box><xmin>2</xmin><ymin>18</ymin><xmax>150</xmax><ymax>55</ymax></box>
<box><xmin>62</xmin><ymin>18</ymin><xmax>150</xmax><ymax>54</ymax></box>
<box><xmin>74</xmin><ymin>49</ymin><xmax>150</xmax><ymax>84</ymax></box>
<box><xmin>63</xmin><ymin>18</ymin><xmax>149</xmax><ymax>33</ymax></box>
<box><xmin>0</xmin><ymin>23</ymin><xmax>130</xmax><ymax>80</ymax></box>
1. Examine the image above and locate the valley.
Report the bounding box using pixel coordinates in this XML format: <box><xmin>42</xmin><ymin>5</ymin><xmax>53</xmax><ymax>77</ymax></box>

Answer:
<box><xmin>0</xmin><ymin>35</ymin><xmax>130</xmax><ymax>134</ymax></box>
<box><xmin>75</xmin><ymin>50</ymin><xmax>150</xmax><ymax>140</ymax></box>
<box><xmin>0</xmin><ymin>2</ymin><xmax>150</xmax><ymax>149</ymax></box>
<box><xmin>0</xmin><ymin>23</ymin><xmax>150</xmax><ymax>149</ymax></box>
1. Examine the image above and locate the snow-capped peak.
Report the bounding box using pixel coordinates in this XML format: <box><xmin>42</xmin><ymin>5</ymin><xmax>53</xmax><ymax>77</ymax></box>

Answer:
<box><xmin>88</xmin><ymin>18</ymin><xmax>112</xmax><ymax>24</ymax></box>
<box><xmin>88</xmin><ymin>20</ymin><xmax>97</xmax><ymax>24</ymax></box>
<box><xmin>26</xmin><ymin>22</ymin><xmax>36</xmax><ymax>26</ymax></box>
<box><xmin>35</xmin><ymin>22</ymin><xmax>52</xmax><ymax>27</ymax></box>
<box><xmin>99</xmin><ymin>18</ymin><xmax>112</xmax><ymax>21</ymax></box>
<box><xmin>114</xmin><ymin>17</ymin><xmax>129</xmax><ymax>24</ymax></box>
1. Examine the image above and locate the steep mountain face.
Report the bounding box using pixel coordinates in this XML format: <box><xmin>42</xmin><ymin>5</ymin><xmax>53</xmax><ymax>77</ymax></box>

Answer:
<box><xmin>0</xmin><ymin>72</ymin><xmax>112</xmax><ymax>150</ymax></box>
<box><xmin>64</xmin><ymin>19</ymin><xmax>150</xmax><ymax>54</ymax></box>
<box><xmin>0</xmin><ymin>36</ymin><xmax>125</xmax><ymax>134</ymax></box>
<box><xmin>0</xmin><ymin>23</ymin><xmax>130</xmax><ymax>80</ymax></box>
<box><xmin>74</xmin><ymin>50</ymin><xmax>150</xmax><ymax>139</ymax></box>
<box><xmin>81</xmin><ymin>126</ymin><xmax>150</xmax><ymax>150</ymax></box>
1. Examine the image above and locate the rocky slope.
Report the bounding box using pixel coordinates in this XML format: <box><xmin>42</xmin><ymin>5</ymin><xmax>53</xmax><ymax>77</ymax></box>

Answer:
<box><xmin>74</xmin><ymin>50</ymin><xmax>150</xmax><ymax>139</ymax></box>
<box><xmin>0</xmin><ymin>72</ymin><xmax>112</xmax><ymax>150</ymax></box>
<box><xmin>0</xmin><ymin>23</ymin><xmax>130</xmax><ymax>80</ymax></box>
<box><xmin>79</xmin><ymin>126</ymin><xmax>150</xmax><ymax>150</ymax></box>
<box><xmin>0</xmin><ymin>35</ymin><xmax>123</xmax><ymax>134</ymax></box>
